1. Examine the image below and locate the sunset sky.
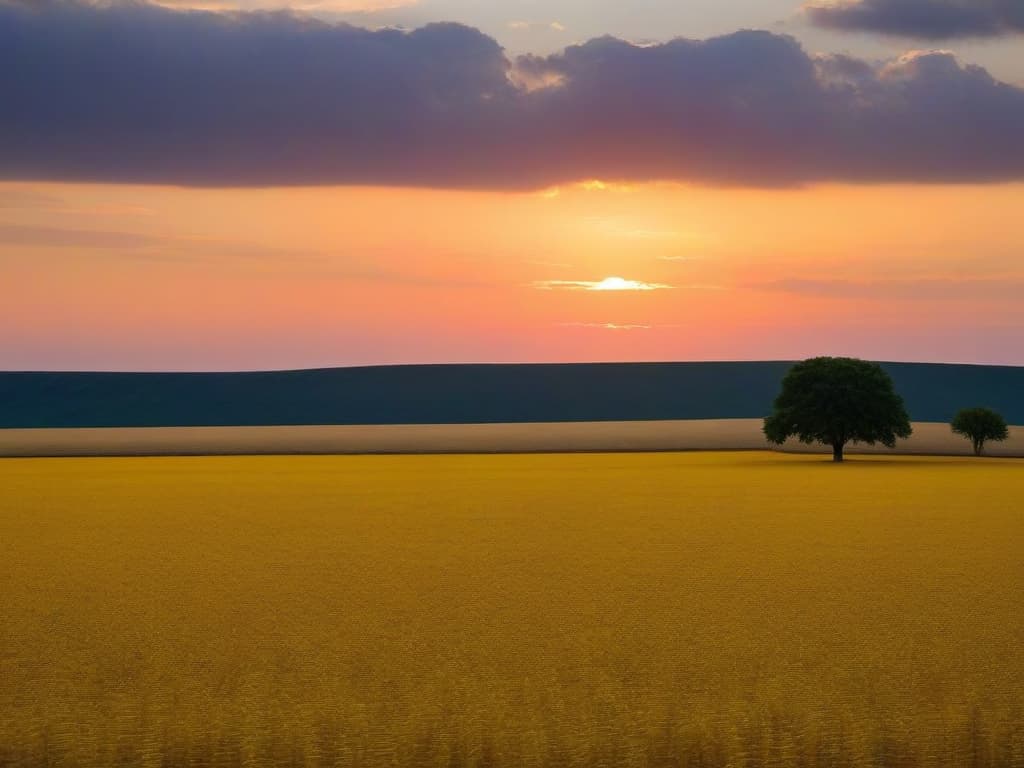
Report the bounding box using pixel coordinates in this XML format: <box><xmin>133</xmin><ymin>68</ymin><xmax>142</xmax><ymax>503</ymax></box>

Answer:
<box><xmin>2</xmin><ymin>0</ymin><xmax>1023</xmax><ymax>370</ymax></box>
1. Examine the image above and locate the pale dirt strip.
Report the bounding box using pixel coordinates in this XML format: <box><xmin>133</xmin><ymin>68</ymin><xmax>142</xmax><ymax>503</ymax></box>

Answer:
<box><xmin>0</xmin><ymin>420</ymin><xmax>1022</xmax><ymax>458</ymax></box>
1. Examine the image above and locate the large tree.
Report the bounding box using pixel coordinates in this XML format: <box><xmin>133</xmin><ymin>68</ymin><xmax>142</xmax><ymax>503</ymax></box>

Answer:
<box><xmin>951</xmin><ymin>407</ymin><xmax>1009</xmax><ymax>456</ymax></box>
<box><xmin>764</xmin><ymin>357</ymin><xmax>912</xmax><ymax>462</ymax></box>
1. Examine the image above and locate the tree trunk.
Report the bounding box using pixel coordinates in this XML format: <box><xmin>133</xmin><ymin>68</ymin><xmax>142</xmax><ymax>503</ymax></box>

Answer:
<box><xmin>832</xmin><ymin>442</ymin><xmax>844</xmax><ymax>463</ymax></box>
<box><xmin>974</xmin><ymin>439</ymin><xmax>984</xmax><ymax>456</ymax></box>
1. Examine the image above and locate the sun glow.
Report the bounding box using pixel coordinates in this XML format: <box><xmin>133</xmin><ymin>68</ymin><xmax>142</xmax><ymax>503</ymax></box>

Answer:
<box><xmin>533</xmin><ymin>277</ymin><xmax>673</xmax><ymax>291</ymax></box>
<box><xmin>590</xmin><ymin>276</ymin><xmax>669</xmax><ymax>291</ymax></box>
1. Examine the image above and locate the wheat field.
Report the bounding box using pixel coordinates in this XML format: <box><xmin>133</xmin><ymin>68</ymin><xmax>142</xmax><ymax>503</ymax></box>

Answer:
<box><xmin>2</xmin><ymin>452</ymin><xmax>1023</xmax><ymax>767</ymax></box>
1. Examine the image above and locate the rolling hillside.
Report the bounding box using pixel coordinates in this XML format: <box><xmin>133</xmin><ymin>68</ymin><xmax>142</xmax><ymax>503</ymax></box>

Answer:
<box><xmin>1</xmin><ymin>362</ymin><xmax>1022</xmax><ymax>429</ymax></box>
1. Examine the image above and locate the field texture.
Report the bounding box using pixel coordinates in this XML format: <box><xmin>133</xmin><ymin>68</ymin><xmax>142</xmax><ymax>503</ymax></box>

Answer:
<box><xmin>2</xmin><ymin>420</ymin><xmax>1022</xmax><ymax>458</ymax></box>
<box><xmin>2</xmin><ymin>453</ymin><xmax>1023</xmax><ymax>767</ymax></box>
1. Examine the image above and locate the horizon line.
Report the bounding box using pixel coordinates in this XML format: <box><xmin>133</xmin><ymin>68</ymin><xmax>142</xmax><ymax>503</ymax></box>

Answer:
<box><xmin>4</xmin><ymin>359</ymin><xmax>1024</xmax><ymax>375</ymax></box>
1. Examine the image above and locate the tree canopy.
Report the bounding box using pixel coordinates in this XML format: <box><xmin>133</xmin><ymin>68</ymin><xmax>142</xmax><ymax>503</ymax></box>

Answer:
<box><xmin>951</xmin><ymin>407</ymin><xmax>1009</xmax><ymax>456</ymax></box>
<box><xmin>764</xmin><ymin>357</ymin><xmax>912</xmax><ymax>462</ymax></box>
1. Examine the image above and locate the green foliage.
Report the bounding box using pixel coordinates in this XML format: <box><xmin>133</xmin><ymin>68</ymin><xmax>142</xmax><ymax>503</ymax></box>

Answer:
<box><xmin>951</xmin><ymin>407</ymin><xmax>1009</xmax><ymax>456</ymax></box>
<box><xmin>764</xmin><ymin>357</ymin><xmax>912</xmax><ymax>461</ymax></box>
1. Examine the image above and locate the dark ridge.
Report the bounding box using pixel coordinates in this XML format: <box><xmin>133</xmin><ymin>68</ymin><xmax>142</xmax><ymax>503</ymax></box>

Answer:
<box><xmin>1</xmin><ymin>362</ymin><xmax>1022</xmax><ymax>429</ymax></box>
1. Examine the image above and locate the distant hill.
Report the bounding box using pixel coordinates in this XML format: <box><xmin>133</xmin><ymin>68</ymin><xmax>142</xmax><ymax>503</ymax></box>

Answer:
<box><xmin>1</xmin><ymin>362</ymin><xmax>1022</xmax><ymax>429</ymax></box>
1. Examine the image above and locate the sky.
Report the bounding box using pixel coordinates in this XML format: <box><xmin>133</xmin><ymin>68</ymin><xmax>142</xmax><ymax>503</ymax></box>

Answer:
<box><xmin>1</xmin><ymin>0</ymin><xmax>1023</xmax><ymax>371</ymax></box>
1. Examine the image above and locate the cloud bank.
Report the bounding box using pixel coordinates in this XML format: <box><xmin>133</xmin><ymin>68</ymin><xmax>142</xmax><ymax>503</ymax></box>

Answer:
<box><xmin>152</xmin><ymin>0</ymin><xmax>416</xmax><ymax>11</ymax></box>
<box><xmin>805</xmin><ymin>0</ymin><xmax>1024</xmax><ymax>39</ymax></box>
<box><xmin>2</xmin><ymin>0</ymin><xmax>1024</xmax><ymax>188</ymax></box>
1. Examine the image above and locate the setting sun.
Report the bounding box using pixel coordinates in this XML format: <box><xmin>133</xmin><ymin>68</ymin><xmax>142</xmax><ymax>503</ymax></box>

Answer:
<box><xmin>589</xmin><ymin>276</ymin><xmax>669</xmax><ymax>291</ymax></box>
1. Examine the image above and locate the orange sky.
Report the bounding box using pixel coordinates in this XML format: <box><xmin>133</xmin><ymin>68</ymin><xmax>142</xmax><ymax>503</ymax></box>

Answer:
<box><xmin>3</xmin><ymin>181</ymin><xmax>1023</xmax><ymax>370</ymax></box>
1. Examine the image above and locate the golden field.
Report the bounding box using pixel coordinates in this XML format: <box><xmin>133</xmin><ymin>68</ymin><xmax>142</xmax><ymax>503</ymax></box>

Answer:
<box><xmin>2</xmin><ymin>452</ymin><xmax>1023</xmax><ymax>767</ymax></box>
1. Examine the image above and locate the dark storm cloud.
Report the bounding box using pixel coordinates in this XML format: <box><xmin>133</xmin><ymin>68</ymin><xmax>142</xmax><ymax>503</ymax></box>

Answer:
<box><xmin>1</xmin><ymin>0</ymin><xmax>1024</xmax><ymax>188</ymax></box>
<box><xmin>805</xmin><ymin>0</ymin><xmax>1024</xmax><ymax>39</ymax></box>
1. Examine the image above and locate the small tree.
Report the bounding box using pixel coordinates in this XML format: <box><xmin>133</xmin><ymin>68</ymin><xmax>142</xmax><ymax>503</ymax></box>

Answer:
<box><xmin>764</xmin><ymin>357</ymin><xmax>912</xmax><ymax>462</ymax></box>
<box><xmin>951</xmin><ymin>407</ymin><xmax>1008</xmax><ymax>456</ymax></box>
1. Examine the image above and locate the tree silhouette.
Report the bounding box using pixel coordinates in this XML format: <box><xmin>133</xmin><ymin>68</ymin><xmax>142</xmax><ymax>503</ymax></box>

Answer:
<box><xmin>764</xmin><ymin>357</ymin><xmax>912</xmax><ymax>462</ymax></box>
<box><xmin>951</xmin><ymin>407</ymin><xmax>1009</xmax><ymax>456</ymax></box>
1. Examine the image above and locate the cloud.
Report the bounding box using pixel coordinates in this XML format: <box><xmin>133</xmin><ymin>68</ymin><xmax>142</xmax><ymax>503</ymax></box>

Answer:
<box><xmin>756</xmin><ymin>277</ymin><xmax>1024</xmax><ymax>301</ymax></box>
<box><xmin>152</xmin><ymin>0</ymin><xmax>417</xmax><ymax>12</ymax></box>
<box><xmin>1</xmin><ymin>1</ymin><xmax>1024</xmax><ymax>187</ymax></box>
<box><xmin>805</xmin><ymin>0</ymin><xmax>1024</xmax><ymax>39</ymax></box>
<box><xmin>0</xmin><ymin>223</ymin><xmax>161</xmax><ymax>250</ymax></box>
<box><xmin>0</xmin><ymin>223</ymin><xmax>327</xmax><ymax>262</ymax></box>
<box><xmin>0</xmin><ymin>221</ymin><xmax>494</xmax><ymax>285</ymax></box>
<box><xmin>536</xmin><ymin>180</ymin><xmax>635</xmax><ymax>196</ymax></box>
<box><xmin>0</xmin><ymin>188</ymin><xmax>64</xmax><ymax>209</ymax></box>
<box><xmin>507</xmin><ymin>19</ymin><xmax>566</xmax><ymax>32</ymax></box>
<box><xmin>559</xmin><ymin>322</ymin><xmax>654</xmax><ymax>330</ymax></box>
<box><xmin>0</xmin><ymin>185</ymin><xmax>153</xmax><ymax>215</ymax></box>
<box><xmin>534</xmin><ymin>277</ymin><xmax>673</xmax><ymax>291</ymax></box>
